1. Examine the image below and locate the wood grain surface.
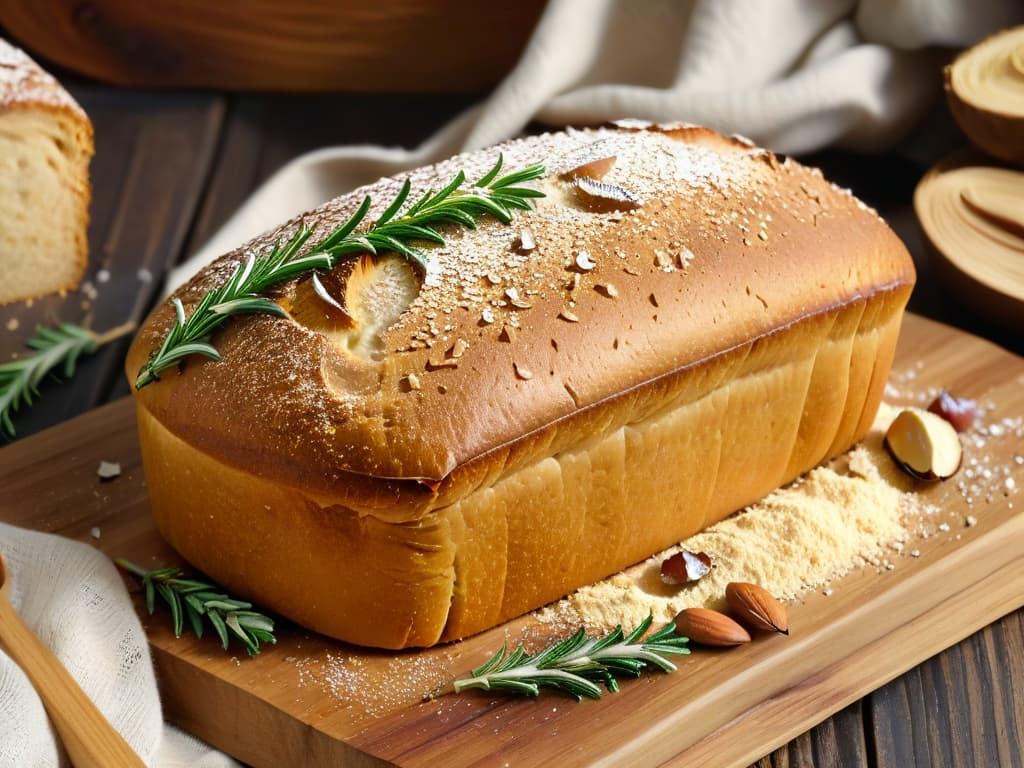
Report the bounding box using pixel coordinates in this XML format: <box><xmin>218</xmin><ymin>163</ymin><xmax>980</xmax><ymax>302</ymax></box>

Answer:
<box><xmin>1</xmin><ymin>314</ymin><xmax>1021</xmax><ymax>767</ymax></box>
<box><xmin>0</xmin><ymin>89</ymin><xmax>224</xmax><ymax>435</ymax></box>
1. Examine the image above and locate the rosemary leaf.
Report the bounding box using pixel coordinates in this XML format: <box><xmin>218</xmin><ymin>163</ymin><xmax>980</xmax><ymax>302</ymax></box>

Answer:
<box><xmin>144</xmin><ymin>579</ymin><xmax>156</xmax><ymax>615</ymax></box>
<box><xmin>185</xmin><ymin>598</ymin><xmax>205</xmax><ymax>639</ymax></box>
<box><xmin>208</xmin><ymin>297</ymin><xmax>287</xmax><ymax>317</ymax></box>
<box><xmin>473</xmin><ymin>154</ymin><xmax>503</xmax><ymax>187</ymax></box>
<box><xmin>116</xmin><ymin>559</ymin><xmax>276</xmax><ymax>656</ymax></box>
<box><xmin>453</xmin><ymin>615</ymin><xmax>690</xmax><ymax>700</ymax></box>
<box><xmin>155</xmin><ymin>581</ymin><xmax>183</xmax><ymax>637</ymax></box>
<box><xmin>208</xmin><ymin>611</ymin><xmax>230</xmax><ymax>652</ymax></box>
<box><xmin>0</xmin><ymin>321</ymin><xmax>134</xmax><ymax>438</ymax></box>
<box><xmin>135</xmin><ymin>154</ymin><xmax>547</xmax><ymax>389</ymax></box>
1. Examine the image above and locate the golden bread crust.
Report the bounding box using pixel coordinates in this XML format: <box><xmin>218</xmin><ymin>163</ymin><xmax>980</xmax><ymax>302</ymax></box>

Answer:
<box><xmin>128</xmin><ymin>124</ymin><xmax>915</xmax><ymax>647</ymax></box>
<box><xmin>128</xmin><ymin>124</ymin><xmax>913</xmax><ymax>519</ymax></box>
<box><xmin>136</xmin><ymin>285</ymin><xmax>910</xmax><ymax>648</ymax></box>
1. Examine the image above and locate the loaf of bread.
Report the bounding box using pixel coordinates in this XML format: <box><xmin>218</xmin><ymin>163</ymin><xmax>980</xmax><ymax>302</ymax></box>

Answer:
<box><xmin>127</xmin><ymin>123</ymin><xmax>915</xmax><ymax>649</ymax></box>
<box><xmin>0</xmin><ymin>38</ymin><xmax>93</xmax><ymax>305</ymax></box>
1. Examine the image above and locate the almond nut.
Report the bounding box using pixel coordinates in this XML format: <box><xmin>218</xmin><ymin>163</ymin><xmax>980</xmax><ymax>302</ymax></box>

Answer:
<box><xmin>560</xmin><ymin>155</ymin><xmax>617</xmax><ymax>181</ymax></box>
<box><xmin>574</xmin><ymin>177</ymin><xmax>641</xmax><ymax>211</ymax></box>
<box><xmin>517</xmin><ymin>228</ymin><xmax>536</xmax><ymax>253</ymax></box>
<box><xmin>672</xmin><ymin>608</ymin><xmax>751</xmax><ymax>647</ymax></box>
<box><xmin>885</xmin><ymin>407</ymin><xmax>963</xmax><ymax>480</ymax></box>
<box><xmin>725</xmin><ymin>582</ymin><xmax>789</xmax><ymax>635</ymax></box>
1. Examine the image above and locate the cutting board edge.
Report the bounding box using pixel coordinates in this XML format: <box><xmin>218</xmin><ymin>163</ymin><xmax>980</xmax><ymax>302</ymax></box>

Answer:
<box><xmin>659</xmin><ymin>516</ymin><xmax>1024</xmax><ymax>767</ymax></box>
<box><xmin>359</xmin><ymin>506</ymin><xmax>1024</xmax><ymax>768</ymax></box>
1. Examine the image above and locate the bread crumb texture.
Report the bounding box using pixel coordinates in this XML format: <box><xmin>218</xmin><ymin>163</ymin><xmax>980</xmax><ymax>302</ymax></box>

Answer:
<box><xmin>0</xmin><ymin>38</ymin><xmax>93</xmax><ymax>304</ymax></box>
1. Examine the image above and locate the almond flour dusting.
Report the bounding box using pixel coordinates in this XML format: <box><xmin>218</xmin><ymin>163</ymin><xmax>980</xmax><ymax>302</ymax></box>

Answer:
<box><xmin>535</xmin><ymin>403</ymin><xmax>922</xmax><ymax>632</ymax></box>
<box><xmin>537</xmin><ymin>381</ymin><xmax>1023</xmax><ymax>634</ymax></box>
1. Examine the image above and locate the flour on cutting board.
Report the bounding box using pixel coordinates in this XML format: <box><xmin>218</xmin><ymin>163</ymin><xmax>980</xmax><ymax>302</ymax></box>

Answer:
<box><xmin>535</xmin><ymin>379</ymin><xmax>1023</xmax><ymax>634</ymax></box>
<box><xmin>288</xmin><ymin>365</ymin><xmax>1022</xmax><ymax>707</ymax></box>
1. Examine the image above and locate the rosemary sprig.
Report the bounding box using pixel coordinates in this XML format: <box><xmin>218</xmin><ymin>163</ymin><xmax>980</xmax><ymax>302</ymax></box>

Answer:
<box><xmin>0</xmin><ymin>321</ymin><xmax>135</xmax><ymax>437</ymax></box>
<box><xmin>116</xmin><ymin>559</ymin><xmax>275</xmax><ymax>657</ymax></box>
<box><xmin>453</xmin><ymin>615</ymin><xmax>690</xmax><ymax>700</ymax></box>
<box><xmin>135</xmin><ymin>154</ymin><xmax>547</xmax><ymax>389</ymax></box>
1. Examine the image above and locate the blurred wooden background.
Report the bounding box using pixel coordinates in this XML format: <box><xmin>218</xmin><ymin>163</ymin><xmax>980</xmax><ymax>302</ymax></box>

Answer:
<box><xmin>0</xmin><ymin>0</ymin><xmax>547</xmax><ymax>91</ymax></box>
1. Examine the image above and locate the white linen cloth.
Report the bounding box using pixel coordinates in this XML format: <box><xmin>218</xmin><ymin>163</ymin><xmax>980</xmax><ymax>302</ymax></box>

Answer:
<box><xmin>2</xmin><ymin>1</ymin><xmax>1020</xmax><ymax>765</ymax></box>
<box><xmin>0</xmin><ymin>524</ymin><xmax>238</xmax><ymax>767</ymax></box>
<box><xmin>168</xmin><ymin>0</ymin><xmax>1022</xmax><ymax>292</ymax></box>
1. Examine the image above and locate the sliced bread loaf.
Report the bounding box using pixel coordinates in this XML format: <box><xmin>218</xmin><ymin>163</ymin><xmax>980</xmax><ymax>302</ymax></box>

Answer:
<box><xmin>0</xmin><ymin>38</ymin><xmax>93</xmax><ymax>304</ymax></box>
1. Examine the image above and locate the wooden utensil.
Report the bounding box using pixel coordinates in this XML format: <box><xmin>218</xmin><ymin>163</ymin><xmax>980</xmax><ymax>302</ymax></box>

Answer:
<box><xmin>0</xmin><ymin>552</ymin><xmax>145</xmax><ymax>767</ymax></box>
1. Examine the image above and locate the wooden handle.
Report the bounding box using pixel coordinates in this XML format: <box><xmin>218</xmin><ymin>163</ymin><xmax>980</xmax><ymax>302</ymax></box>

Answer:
<box><xmin>0</xmin><ymin>600</ymin><xmax>145</xmax><ymax>767</ymax></box>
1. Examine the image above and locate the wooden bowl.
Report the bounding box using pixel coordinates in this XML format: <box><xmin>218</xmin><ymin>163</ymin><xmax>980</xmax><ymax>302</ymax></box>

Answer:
<box><xmin>945</xmin><ymin>26</ymin><xmax>1024</xmax><ymax>166</ymax></box>
<box><xmin>0</xmin><ymin>0</ymin><xmax>547</xmax><ymax>92</ymax></box>
<box><xmin>914</xmin><ymin>150</ymin><xmax>1024</xmax><ymax>330</ymax></box>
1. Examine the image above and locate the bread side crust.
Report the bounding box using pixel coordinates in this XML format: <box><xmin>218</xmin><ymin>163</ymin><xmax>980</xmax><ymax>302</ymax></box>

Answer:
<box><xmin>136</xmin><ymin>284</ymin><xmax>909</xmax><ymax>648</ymax></box>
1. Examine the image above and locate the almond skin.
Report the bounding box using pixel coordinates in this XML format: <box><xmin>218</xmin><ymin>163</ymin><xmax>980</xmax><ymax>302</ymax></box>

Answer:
<box><xmin>559</xmin><ymin>154</ymin><xmax>617</xmax><ymax>181</ymax></box>
<box><xmin>660</xmin><ymin>549</ymin><xmax>712</xmax><ymax>585</ymax></box>
<box><xmin>672</xmin><ymin>608</ymin><xmax>751</xmax><ymax>647</ymax></box>
<box><xmin>726</xmin><ymin>582</ymin><xmax>789</xmax><ymax>635</ymax></box>
<box><xmin>927</xmin><ymin>390</ymin><xmax>977</xmax><ymax>433</ymax></box>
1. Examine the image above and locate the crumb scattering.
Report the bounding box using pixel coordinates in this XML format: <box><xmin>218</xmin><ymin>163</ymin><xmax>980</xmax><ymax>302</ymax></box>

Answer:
<box><xmin>535</xmin><ymin>395</ymin><xmax>1022</xmax><ymax>632</ymax></box>
<box><xmin>96</xmin><ymin>460</ymin><xmax>121</xmax><ymax>481</ymax></box>
<box><xmin>294</xmin><ymin>649</ymin><xmax>459</xmax><ymax>717</ymax></box>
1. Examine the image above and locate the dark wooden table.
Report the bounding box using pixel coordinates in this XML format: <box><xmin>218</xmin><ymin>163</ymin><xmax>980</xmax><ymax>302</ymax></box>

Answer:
<box><xmin>1</xmin><ymin>81</ymin><xmax>1021</xmax><ymax>767</ymax></box>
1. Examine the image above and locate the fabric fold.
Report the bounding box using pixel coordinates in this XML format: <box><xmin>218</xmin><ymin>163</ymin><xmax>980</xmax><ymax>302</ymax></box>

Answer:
<box><xmin>0</xmin><ymin>523</ymin><xmax>239</xmax><ymax>767</ymax></box>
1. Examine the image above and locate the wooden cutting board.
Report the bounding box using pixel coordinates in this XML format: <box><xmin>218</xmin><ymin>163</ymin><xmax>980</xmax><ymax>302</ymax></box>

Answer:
<box><xmin>2</xmin><ymin>313</ymin><xmax>1022</xmax><ymax>767</ymax></box>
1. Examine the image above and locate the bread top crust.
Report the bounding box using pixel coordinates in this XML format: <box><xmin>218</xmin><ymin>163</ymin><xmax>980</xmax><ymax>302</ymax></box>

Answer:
<box><xmin>127</xmin><ymin>123</ymin><xmax>915</xmax><ymax>518</ymax></box>
<box><xmin>0</xmin><ymin>38</ymin><xmax>90</xmax><ymax>122</ymax></box>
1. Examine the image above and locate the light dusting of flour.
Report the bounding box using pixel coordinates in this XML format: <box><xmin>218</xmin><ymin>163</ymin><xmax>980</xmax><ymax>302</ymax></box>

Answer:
<box><xmin>0</xmin><ymin>39</ymin><xmax>85</xmax><ymax>115</ymax></box>
<box><xmin>535</xmin><ymin>388</ymin><xmax>1023</xmax><ymax>634</ymax></box>
<box><xmin>293</xmin><ymin>648</ymin><xmax>460</xmax><ymax>717</ymax></box>
<box><xmin>286</xmin><ymin>375</ymin><xmax>1022</xmax><ymax>713</ymax></box>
